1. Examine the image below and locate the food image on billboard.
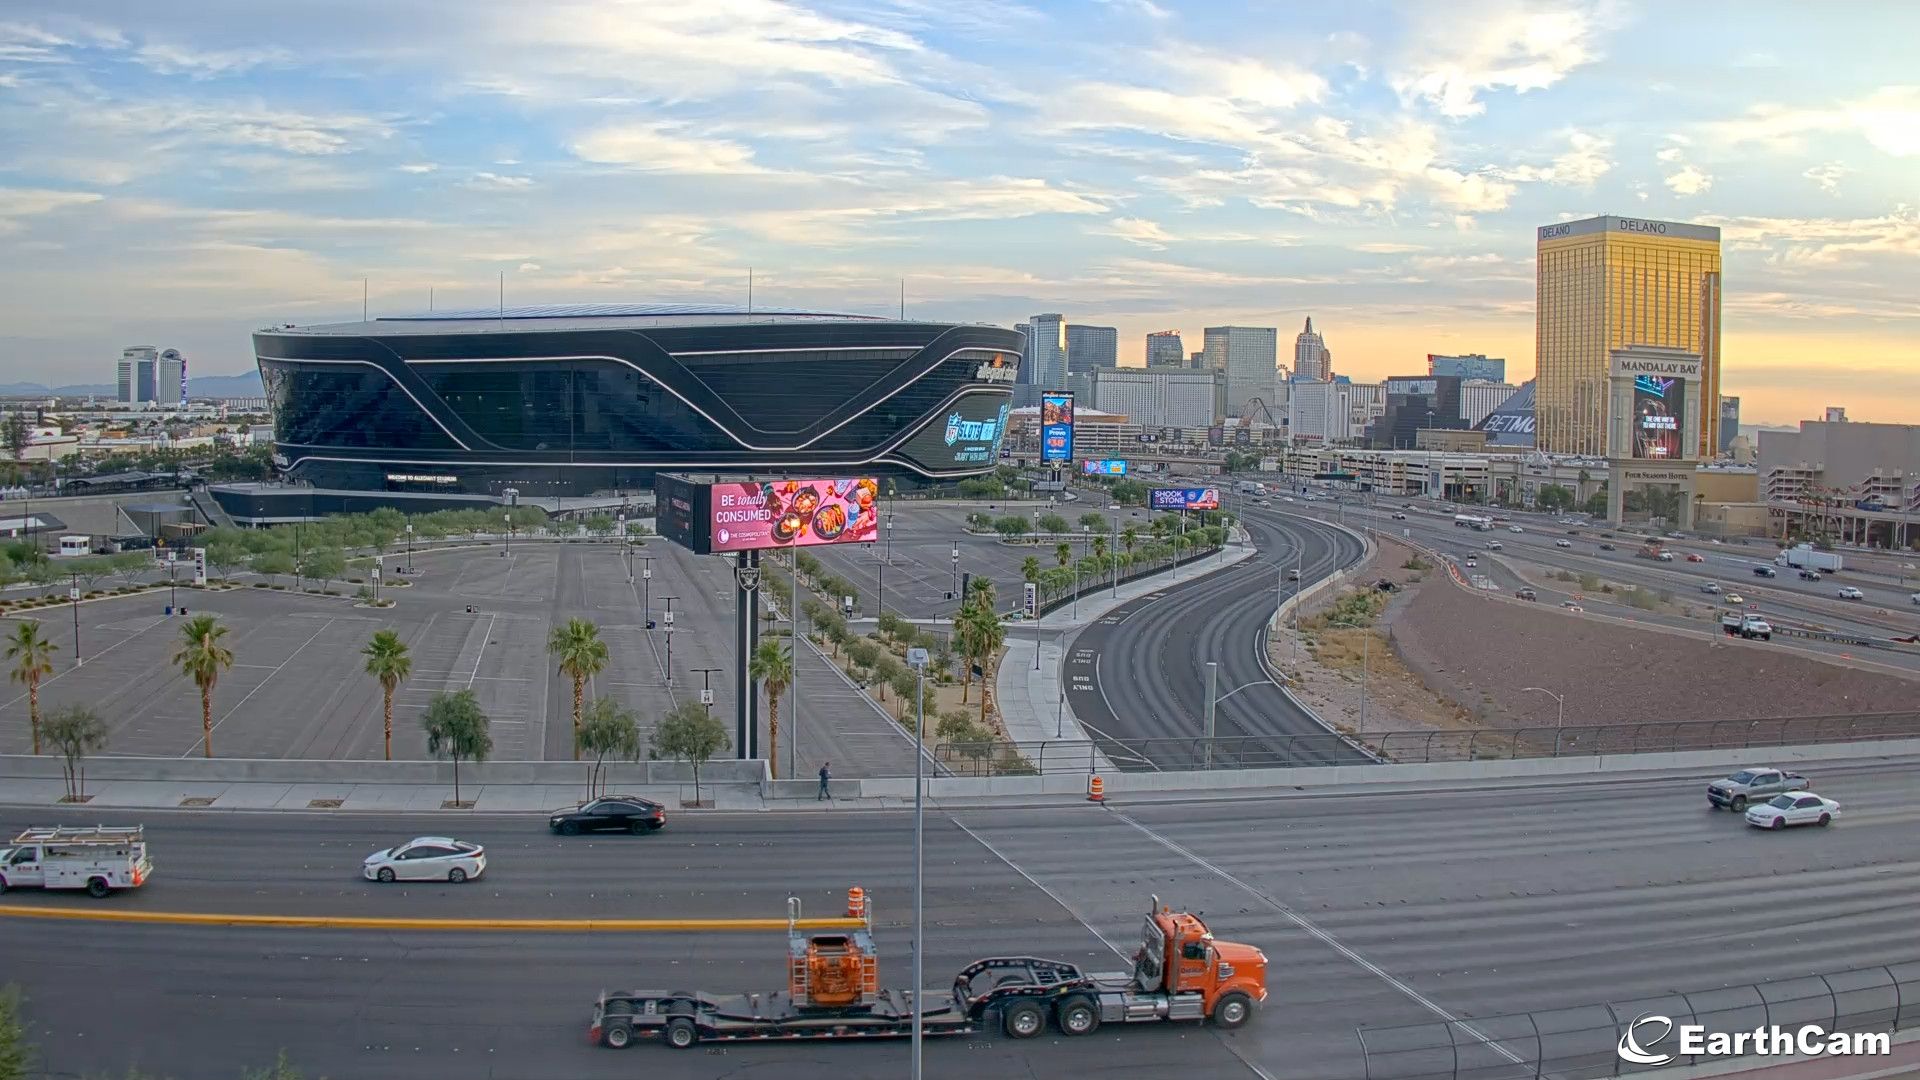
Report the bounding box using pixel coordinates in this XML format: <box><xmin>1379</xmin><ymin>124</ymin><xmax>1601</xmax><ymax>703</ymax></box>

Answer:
<box><xmin>1040</xmin><ymin>391</ymin><xmax>1075</xmax><ymax>463</ymax></box>
<box><xmin>1632</xmin><ymin>375</ymin><xmax>1684</xmax><ymax>459</ymax></box>
<box><xmin>1149</xmin><ymin>487</ymin><xmax>1221</xmax><ymax>511</ymax></box>
<box><xmin>710</xmin><ymin>478</ymin><xmax>881</xmax><ymax>552</ymax></box>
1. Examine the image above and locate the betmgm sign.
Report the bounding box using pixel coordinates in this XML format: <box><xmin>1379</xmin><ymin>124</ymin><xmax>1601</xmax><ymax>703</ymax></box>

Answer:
<box><xmin>1606</xmin><ymin>346</ymin><xmax>1703</xmax><ymax>527</ymax></box>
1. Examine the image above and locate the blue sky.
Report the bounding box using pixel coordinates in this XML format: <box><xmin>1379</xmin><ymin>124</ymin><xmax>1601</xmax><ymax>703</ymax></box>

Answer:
<box><xmin>1</xmin><ymin>0</ymin><xmax>1916</xmax><ymax>422</ymax></box>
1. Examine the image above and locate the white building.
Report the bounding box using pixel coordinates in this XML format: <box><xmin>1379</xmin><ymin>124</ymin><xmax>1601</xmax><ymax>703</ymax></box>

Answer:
<box><xmin>157</xmin><ymin>349</ymin><xmax>186</xmax><ymax>405</ymax></box>
<box><xmin>1460</xmin><ymin>380</ymin><xmax>1520</xmax><ymax>426</ymax></box>
<box><xmin>1204</xmin><ymin>325</ymin><xmax>1279</xmax><ymax>419</ymax></box>
<box><xmin>1293</xmin><ymin>317</ymin><xmax>1331</xmax><ymax>381</ymax></box>
<box><xmin>1289</xmin><ymin>379</ymin><xmax>1351</xmax><ymax>442</ymax></box>
<box><xmin>1089</xmin><ymin>366</ymin><xmax>1224</xmax><ymax>429</ymax></box>
<box><xmin>1026</xmin><ymin>313</ymin><xmax>1069</xmax><ymax>389</ymax></box>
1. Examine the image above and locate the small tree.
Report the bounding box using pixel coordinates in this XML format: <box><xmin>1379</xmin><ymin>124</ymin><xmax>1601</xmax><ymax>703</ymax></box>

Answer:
<box><xmin>652</xmin><ymin>698</ymin><xmax>729</xmax><ymax>806</ymax></box>
<box><xmin>298</xmin><ymin>547</ymin><xmax>345</xmax><ymax>592</ymax></box>
<box><xmin>41</xmin><ymin>704</ymin><xmax>106</xmax><ymax>802</ymax></box>
<box><xmin>6</xmin><ymin>622</ymin><xmax>57</xmax><ymax>755</ymax></box>
<box><xmin>253</xmin><ymin>548</ymin><xmax>295</xmax><ymax>586</ymax></box>
<box><xmin>205</xmin><ymin>543</ymin><xmax>248</xmax><ymax>582</ymax></box>
<box><xmin>889</xmin><ymin>667</ymin><xmax>922</xmax><ymax>722</ymax></box>
<box><xmin>1038</xmin><ymin>512</ymin><xmax>1070</xmax><ymax>535</ymax></box>
<box><xmin>992</xmin><ymin>515</ymin><xmax>1028</xmax><ymax>538</ymax></box>
<box><xmin>361</xmin><ymin>628</ymin><xmax>412</xmax><ymax>761</ymax></box>
<box><xmin>749</xmin><ymin>639</ymin><xmax>794</xmax><ymax>778</ymax></box>
<box><xmin>173</xmin><ymin>614</ymin><xmax>233</xmax><ymax>758</ymax></box>
<box><xmin>109</xmin><ymin>550</ymin><xmax>151</xmax><ymax>588</ymax></box>
<box><xmin>576</xmin><ymin>696</ymin><xmax>641</xmax><ymax>799</ymax></box>
<box><xmin>421</xmin><ymin>688</ymin><xmax>492</xmax><ymax>806</ymax></box>
<box><xmin>1079</xmin><ymin>512</ymin><xmax>1106</xmax><ymax>530</ymax></box>
<box><xmin>548</xmin><ymin>618</ymin><xmax>610</xmax><ymax>761</ymax></box>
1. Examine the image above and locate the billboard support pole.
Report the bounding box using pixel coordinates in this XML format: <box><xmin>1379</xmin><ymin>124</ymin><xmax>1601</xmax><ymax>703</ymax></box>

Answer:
<box><xmin>735</xmin><ymin>550</ymin><xmax>761</xmax><ymax>761</ymax></box>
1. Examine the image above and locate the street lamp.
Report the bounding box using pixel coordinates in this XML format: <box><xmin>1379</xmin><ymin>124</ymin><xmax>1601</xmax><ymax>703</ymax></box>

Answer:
<box><xmin>503</xmin><ymin>513</ymin><xmax>513</xmax><ymax>557</ymax></box>
<box><xmin>693</xmin><ymin>667</ymin><xmax>721</xmax><ymax>717</ymax></box>
<box><xmin>69</xmin><ymin>572</ymin><xmax>82</xmax><ymax>665</ymax></box>
<box><xmin>904</xmin><ymin>645</ymin><xmax>930</xmax><ymax>1080</ymax></box>
<box><xmin>1522</xmin><ymin>686</ymin><xmax>1565</xmax><ymax>729</ymax></box>
<box><xmin>166</xmin><ymin>550</ymin><xmax>177</xmax><ymax>612</ymax></box>
<box><xmin>404</xmin><ymin>523</ymin><xmax>414</xmax><ymax>574</ymax></box>
<box><xmin>1110</xmin><ymin>516</ymin><xmax>1119</xmax><ymax>598</ymax></box>
<box><xmin>660</xmin><ymin>596</ymin><xmax>678</xmax><ymax>686</ymax></box>
<box><xmin>638</xmin><ymin>556</ymin><xmax>655</xmax><ymax>625</ymax></box>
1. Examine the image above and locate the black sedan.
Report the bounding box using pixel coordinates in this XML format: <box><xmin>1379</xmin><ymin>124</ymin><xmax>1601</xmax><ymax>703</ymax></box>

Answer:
<box><xmin>549</xmin><ymin>796</ymin><xmax>667</xmax><ymax>835</ymax></box>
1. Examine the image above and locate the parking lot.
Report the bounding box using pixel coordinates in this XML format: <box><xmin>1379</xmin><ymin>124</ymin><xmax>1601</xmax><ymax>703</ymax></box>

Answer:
<box><xmin>0</xmin><ymin>540</ymin><xmax>919</xmax><ymax>774</ymax></box>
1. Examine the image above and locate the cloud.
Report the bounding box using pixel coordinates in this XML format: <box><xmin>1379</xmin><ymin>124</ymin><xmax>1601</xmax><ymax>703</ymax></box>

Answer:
<box><xmin>1389</xmin><ymin>0</ymin><xmax>1618</xmax><ymax>119</ymax></box>
<box><xmin>1663</xmin><ymin>163</ymin><xmax>1712</xmax><ymax>196</ymax></box>
<box><xmin>0</xmin><ymin>186</ymin><xmax>104</xmax><ymax>234</ymax></box>
<box><xmin>1096</xmin><ymin>217</ymin><xmax>1176</xmax><ymax>250</ymax></box>
<box><xmin>1710</xmin><ymin>85</ymin><xmax>1920</xmax><ymax>157</ymax></box>
<box><xmin>464</xmin><ymin>172</ymin><xmax>535</xmax><ymax>190</ymax></box>
<box><xmin>570</xmin><ymin>122</ymin><xmax>768</xmax><ymax>174</ymax></box>
<box><xmin>1354</xmin><ymin>242</ymin><xmax>1428</xmax><ymax>253</ymax></box>
<box><xmin>1094</xmin><ymin>0</ymin><xmax>1173</xmax><ymax>16</ymax></box>
<box><xmin>132</xmin><ymin>41</ymin><xmax>292</xmax><ymax>77</ymax></box>
<box><xmin>397</xmin><ymin>163</ymin><xmax>439</xmax><ymax>174</ymax></box>
<box><xmin>1803</xmin><ymin>162</ymin><xmax>1852</xmax><ymax>195</ymax></box>
<box><xmin>1700</xmin><ymin>207</ymin><xmax>1920</xmax><ymax>267</ymax></box>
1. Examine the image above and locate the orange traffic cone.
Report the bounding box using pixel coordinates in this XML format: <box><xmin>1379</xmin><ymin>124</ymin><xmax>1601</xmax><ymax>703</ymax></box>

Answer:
<box><xmin>1087</xmin><ymin>775</ymin><xmax>1105</xmax><ymax>802</ymax></box>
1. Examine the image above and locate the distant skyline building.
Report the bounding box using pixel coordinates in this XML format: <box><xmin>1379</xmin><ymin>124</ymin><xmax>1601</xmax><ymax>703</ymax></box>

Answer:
<box><xmin>1089</xmin><ymin>366</ymin><xmax>1224</xmax><ymax>428</ymax></box>
<box><xmin>1374</xmin><ymin>374</ymin><xmax>1468</xmax><ymax>449</ymax></box>
<box><xmin>1145</xmin><ymin>330</ymin><xmax>1186</xmax><ymax>368</ymax></box>
<box><xmin>1204</xmin><ymin>325</ymin><xmax>1279</xmax><ymax>419</ymax></box>
<box><xmin>1026</xmin><ymin>313</ymin><xmax>1069</xmax><ymax>389</ymax></box>
<box><xmin>157</xmin><ymin>348</ymin><xmax>186</xmax><ymax>406</ymax></box>
<box><xmin>1535</xmin><ymin>214</ymin><xmax>1723</xmax><ymax>457</ymax></box>
<box><xmin>117</xmin><ymin>345</ymin><xmax>158</xmax><ymax>404</ymax></box>
<box><xmin>1065</xmin><ymin>324</ymin><xmax>1117</xmax><ymax>375</ymax></box>
<box><xmin>1294</xmin><ymin>317</ymin><xmax>1331</xmax><ymax>381</ymax></box>
<box><xmin>1460</xmin><ymin>380</ymin><xmax>1520</xmax><ymax>426</ymax></box>
<box><xmin>1189</xmin><ymin>350</ymin><xmax>1203</xmax><ymax>366</ymax></box>
<box><xmin>1719</xmin><ymin>395</ymin><xmax>1741</xmax><ymax>454</ymax></box>
<box><xmin>1429</xmin><ymin>353</ymin><xmax>1505</xmax><ymax>383</ymax></box>
<box><xmin>1289</xmin><ymin>380</ymin><xmax>1349</xmax><ymax>442</ymax></box>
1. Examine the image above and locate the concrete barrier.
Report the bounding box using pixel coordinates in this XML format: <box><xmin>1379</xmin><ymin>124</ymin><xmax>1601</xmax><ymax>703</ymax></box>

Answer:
<box><xmin>0</xmin><ymin>755</ymin><xmax>768</xmax><ymax>787</ymax></box>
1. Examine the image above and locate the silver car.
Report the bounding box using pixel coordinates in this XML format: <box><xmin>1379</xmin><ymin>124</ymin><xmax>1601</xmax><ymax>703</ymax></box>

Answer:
<box><xmin>363</xmin><ymin>837</ymin><xmax>487</xmax><ymax>883</ymax></box>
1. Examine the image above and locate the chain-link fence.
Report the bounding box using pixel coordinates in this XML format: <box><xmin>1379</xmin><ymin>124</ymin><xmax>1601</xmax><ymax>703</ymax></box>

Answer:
<box><xmin>930</xmin><ymin>710</ymin><xmax>1920</xmax><ymax>775</ymax></box>
<box><xmin>1358</xmin><ymin>961</ymin><xmax>1920</xmax><ymax>1080</ymax></box>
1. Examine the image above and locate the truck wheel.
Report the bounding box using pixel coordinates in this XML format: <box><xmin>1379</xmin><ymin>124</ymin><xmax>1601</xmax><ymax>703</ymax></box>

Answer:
<box><xmin>1212</xmin><ymin>992</ymin><xmax>1253</xmax><ymax>1029</ymax></box>
<box><xmin>87</xmin><ymin>877</ymin><xmax>110</xmax><ymax>899</ymax></box>
<box><xmin>1730</xmin><ymin>796</ymin><xmax>1747</xmax><ymax>812</ymax></box>
<box><xmin>1003</xmin><ymin>1000</ymin><xmax>1046</xmax><ymax>1039</ymax></box>
<box><xmin>1056</xmin><ymin>997</ymin><xmax>1100</xmax><ymax>1036</ymax></box>
<box><xmin>665</xmin><ymin>1017</ymin><xmax>699</xmax><ymax>1049</ymax></box>
<box><xmin>602</xmin><ymin>1021</ymin><xmax>633</xmax><ymax>1049</ymax></box>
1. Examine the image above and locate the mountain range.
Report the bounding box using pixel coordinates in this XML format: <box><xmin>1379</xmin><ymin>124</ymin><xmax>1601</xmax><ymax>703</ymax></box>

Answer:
<box><xmin>0</xmin><ymin>370</ymin><xmax>264</xmax><ymax>398</ymax></box>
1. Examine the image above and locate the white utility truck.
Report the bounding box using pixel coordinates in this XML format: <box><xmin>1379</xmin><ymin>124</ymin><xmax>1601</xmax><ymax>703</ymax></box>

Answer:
<box><xmin>0</xmin><ymin>825</ymin><xmax>154</xmax><ymax>898</ymax></box>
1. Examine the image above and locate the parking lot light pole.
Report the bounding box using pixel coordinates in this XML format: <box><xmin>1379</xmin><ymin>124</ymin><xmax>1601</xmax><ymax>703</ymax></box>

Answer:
<box><xmin>503</xmin><ymin>513</ymin><xmax>513</xmax><ymax>557</ymax></box>
<box><xmin>1523</xmin><ymin>686</ymin><xmax>1565</xmax><ymax>729</ymax></box>
<box><xmin>69</xmin><ymin>572</ymin><xmax>82</xmax><ymax>665</ymax></box>
<box><xmin>167</xmin><ymin>552</ymin><xmax>177</xmax><ymax>611</ymax></box>
<box><xmin>904</xmin><ymin>646</ymin><xmax>930</xmax><ymax>1080</ymax></box>
<box><xmin>1110</xmin><ymin>517</ymin><xmax>1119</xmax><ymax>598</ymax></box>
<box><xmin>660</xmin><ymin>596</ymin><xmax>678</xmax><ymax>686</ymax></box>
<box><xmin>405</xmin><ymin>523</ymin><xmax>414</xmax><ymax>574</ymax></box>
<box><xmin>638</xmin><ymin>557</ymin><xmax>654</xmax><ymax>624</ymax></box>
<box><xmin>693</xmin><ymin>667</ymin><xmax>721</xmax><ymax>717</ymax></box>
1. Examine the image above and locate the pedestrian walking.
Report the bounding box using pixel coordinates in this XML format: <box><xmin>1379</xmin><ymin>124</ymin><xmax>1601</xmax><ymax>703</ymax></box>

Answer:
<box><xmin>817</xmin><ymin>762</ymin><xmax>832</xmax><ymax>801</ymax></box>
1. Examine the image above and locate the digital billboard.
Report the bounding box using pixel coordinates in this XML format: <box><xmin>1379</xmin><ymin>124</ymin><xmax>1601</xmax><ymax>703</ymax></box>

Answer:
<box><xmin>1040</xmin><ymin>391</ymin><xmax>1074</xmax><ymax>463</ymax></box>
<box><xmin>711</xmin><ymin>478</ymin><xmax>881</xmax><ymax>553</ymax></box>
<box><xmin>1150</xmin><ymin>487</ymin><xmax>1221</xmax><ymax>511</ymax></box>
<box><xmin>1082</xmin><ymin>459</ymin><xmax>1128</xmax><ymax>476</ymax></box>
<box><xmin>1632</xmin><ymin>374</ymin><xmax>1685</xmax><ymax>459</ymax></box>
<box><xmin>894</xmin><ymin>394</ymin><xmax>1010</xmax><ymax>472</ymax></box>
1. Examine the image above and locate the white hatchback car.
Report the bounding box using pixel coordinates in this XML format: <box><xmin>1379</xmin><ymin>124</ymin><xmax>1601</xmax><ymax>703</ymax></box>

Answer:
<box><xmin>1555</xmin><ymin>539</ymin><xmax>1572</xmax><ymax>548</ymax></box>
<box><xmin>1836</xmin><ymin>586</ymin><xmax>1865</xmax><ymax>600</ymax></box>
<box><xmin>364</xmin><ymin>837</ymin><xmax>487</xmax><ymax>883</ymax></box>
<box><xmin>1744</xmin><ymin>792</ymin><xmax>1839</xmax><ymax>830</ymax></box>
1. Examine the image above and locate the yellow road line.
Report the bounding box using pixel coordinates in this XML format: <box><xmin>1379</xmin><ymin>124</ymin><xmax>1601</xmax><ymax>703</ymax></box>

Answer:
<box><xmin>0</xmin><ymin>906</ymin><xmax>867</xmax><ymax>932</ymax></box>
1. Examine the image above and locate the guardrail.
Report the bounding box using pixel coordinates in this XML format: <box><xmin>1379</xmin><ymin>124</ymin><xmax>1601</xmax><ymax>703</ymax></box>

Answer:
<box><xmin>931</xmin><ymin>711</ymin><xmax>1920</xmax><ymax>775</ymax></box>
<box><xmin>1358</xmin><ymin>960</ymin><xmax>1920</xmax><ymax>1080</ymax></box>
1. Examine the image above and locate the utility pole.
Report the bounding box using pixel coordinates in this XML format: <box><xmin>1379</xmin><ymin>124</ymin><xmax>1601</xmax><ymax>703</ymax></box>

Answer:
<box><xmin>905</xmin><ymin>646</ymin><xmax>930</xmax><ymax>1080</ymax></box>
<box><xmin>639</xmin><ymin>556</ymin><xmax>654</xmax><ymax>625</ymax></box>
<box><xmin>660</xmin><ymin>596</ymin><xmax>678</xmax><ymax>687</ymax></box>
<box><xmin>950</xmin><ymin>541</ymin><xmax>959</xmax><ymax>602</ymax></box>
<box><xmin>405</xmin><ymin>523</ymin><xmax>414</xmax><ymax>574</ymax></box>
<box><xmin>1110</xmin><ymin>516</ymin><xmax>1119</xmax><ymax>598</ymax></box>
<box><xmin>693</xmin><ymin>667</ymin><xmax>721</xmax><ymax>716</ymax></box>
<box><xmin>503</xmin><ymin>512</ymin><xmax>513</xmax><ymax>557</ymax></box>
<box><xmin>618</xmin><ymin>514</ymin><xmax>630</xmax><ymax>581</ymax></box>
<box><xmin>69</xmin><ymin>572</ymin><xmax>82</xmax><ymax>665</ymax></box>
<box><xmin>1203</xmin><ymin>660</ymin><xmax>1218</xmax><ymax>768</ymax></box>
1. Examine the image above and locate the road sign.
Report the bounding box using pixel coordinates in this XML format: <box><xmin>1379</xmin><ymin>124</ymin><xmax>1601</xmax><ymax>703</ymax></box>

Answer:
<box><xmin>842</xmin><ymin>595</ymin><xmax>854</xmax><ymax>616</ymax></box>
<box><xmin>371</xmin><ymin>566</ymin><xmax>382</xmax><ymax>580</ymax></box>
<box><xmin>68</xmin><ymin>586</ymin><xmax>79</xmax><ymax>601</ymax></box>
<box><xmin>1023</xmin><ymin>581</ymin><xmax>1038</xmax><ymax>619</ymax></box>
<box><xmin>192</xmin><ymin>547</ymin><xmax>207</xmax><ymax>586</ymax></box>
<box><xmin>642</xmin><ymin>567</ymin><xmax>652</xmax><ymax>580</ymax></box>
<box><xmin>699</xmin><ymin>688</ymin><xmax>714</xmax><ymax>705</ymax></box>
<box><xmin>664</xmin><ymin>609</ymin><xmax>675</xmax><ymax>626</ymax></box>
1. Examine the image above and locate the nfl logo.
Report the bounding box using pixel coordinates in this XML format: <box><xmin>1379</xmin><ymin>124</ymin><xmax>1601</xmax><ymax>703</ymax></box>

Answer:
<box><xmin>944</xmin><ymin>412</ymin><xmax>964</xmax><ymax>446</ymax></box>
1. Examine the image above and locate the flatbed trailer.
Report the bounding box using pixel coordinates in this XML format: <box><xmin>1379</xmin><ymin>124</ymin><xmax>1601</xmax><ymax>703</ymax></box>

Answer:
<box><xmin>590</xmin><ymin>890</ymin><xmax>1268</xmax><ymax>1050</ymax></box>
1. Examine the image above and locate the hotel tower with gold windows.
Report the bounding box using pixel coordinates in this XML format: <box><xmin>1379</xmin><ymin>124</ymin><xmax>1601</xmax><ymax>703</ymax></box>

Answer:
<box><xmin>1534</xmin><ymin>216</ymin><xmax>1722</xmax><ymax>458</ymax></box>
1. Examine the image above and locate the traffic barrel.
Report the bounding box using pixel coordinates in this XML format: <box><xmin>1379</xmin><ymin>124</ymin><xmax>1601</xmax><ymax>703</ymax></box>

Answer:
<box><xmin>846</xmin><ymin>886</ymin><xmax>866</xmax><ymax>919</ymax></box>
<box><xmin>1087</xmin><ymin>775</ymin><xmax>1105</xmax><ymax>802</ymax></box>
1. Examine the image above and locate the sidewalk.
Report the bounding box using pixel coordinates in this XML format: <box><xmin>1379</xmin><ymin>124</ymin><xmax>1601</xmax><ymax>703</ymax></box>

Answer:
<box><xmin>995</xmin><ymin>539</ymin><xmax>1260</xmax><ymax>771</ymax></box>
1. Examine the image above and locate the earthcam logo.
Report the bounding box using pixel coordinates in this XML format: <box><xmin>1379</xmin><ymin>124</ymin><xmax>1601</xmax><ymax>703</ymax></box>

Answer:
<box><xmin>1617</xmin><ymin>1014</ymin><xmax>1889</xmax><ymax>1066</ymax></box>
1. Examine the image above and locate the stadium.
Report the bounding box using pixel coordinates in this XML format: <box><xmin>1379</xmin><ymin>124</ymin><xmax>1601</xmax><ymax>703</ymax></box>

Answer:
<box><xmin>249</xmin><ymin>303</ymin><xmax>1023</xmax><ymax>499</ymax></box>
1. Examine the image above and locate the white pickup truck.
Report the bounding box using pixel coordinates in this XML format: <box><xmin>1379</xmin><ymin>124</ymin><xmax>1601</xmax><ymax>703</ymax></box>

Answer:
<box><xmin>0</xmin><ymin>825</ymin><xmax>154</xmax><ymax>898</ymax></box>
<box><xmin>1720</xmin><ymin>613</ymin><xmax>1773</xmax><ymax>640</ymax></box>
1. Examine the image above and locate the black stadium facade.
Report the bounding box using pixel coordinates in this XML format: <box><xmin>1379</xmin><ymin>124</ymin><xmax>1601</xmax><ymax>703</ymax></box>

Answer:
<box><xmin>252</xmin><ymin>304</ymin><xmax>1022</xmax><ymax>498</ymax></box>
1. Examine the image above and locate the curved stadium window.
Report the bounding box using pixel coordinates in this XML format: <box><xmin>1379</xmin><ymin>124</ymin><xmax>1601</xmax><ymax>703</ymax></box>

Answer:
<box><xmin>262</xmin><ymin>361</ymin><xmax>459</xmax><ymax>450</ymax></box>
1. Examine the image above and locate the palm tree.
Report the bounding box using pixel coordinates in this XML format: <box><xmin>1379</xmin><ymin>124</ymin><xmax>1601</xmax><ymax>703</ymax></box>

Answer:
<box><xmin>173</xmin><ymin>614</ymin><xmax>234</xmax><ymax>758</ymax></box>
<box><xmin>1055</xmin><ymin>542</ymin><xmax>1072</xmax><ymax>569</ymax></box>
<box><xmin>361</xmin><ymin>629</ymin><xmax>412</xmax><ymax>761</ymax></box>
<box><xmin>6</xmin><ymin>622</ymin><xmax>57</xmax><ymax>754</ymax></box>
<box><xmin>1020</xmin><ymin>556</ymin><xmax>1041</xmax><ymax>585</ymax></box>
<box><xmin>1091</xmin><ymin>535</ymin><xmax>1108</xmax><ymax>563</ymax></box>
<box><xmin>749</xmin><ymin>639</ymin><xmax>794</xmax><ymax>779</ymax></box>
<box><xmin>966</xmin><ymin>575</ymin><xmax>995</xmax><ymax>612</ymax></box>
<box><xmin>548</xmin><ymin>618</ymin><xmax>609</xmax><ymax>761</ymax></box>
<box><xmin>1121</xmin><ymin>526</ymin><xmax>1138</xmax><ymax>558</ymax></box>
<box><xmin>955</xmin><ymin>604</ymin><xmax>1006</xmax><ymax>727</ymax></box>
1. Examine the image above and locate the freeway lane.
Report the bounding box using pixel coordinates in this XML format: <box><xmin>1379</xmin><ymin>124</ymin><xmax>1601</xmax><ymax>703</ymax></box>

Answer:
<box><xmin>9</xmin><ymin>755</ymin><xmax>1920</xmax><ymax>1079</ymax></box>
<box><xmin>1068</xmin><ymin>508</ymin><xmax>1370</xmax><ymax>767</ymax></box>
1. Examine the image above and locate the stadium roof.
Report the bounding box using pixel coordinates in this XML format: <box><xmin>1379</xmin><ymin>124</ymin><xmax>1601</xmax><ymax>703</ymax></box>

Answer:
<box><xmin>265</xmin><ymin>302</ymin><xmax>897</xmax><ymax>336</ymax></box>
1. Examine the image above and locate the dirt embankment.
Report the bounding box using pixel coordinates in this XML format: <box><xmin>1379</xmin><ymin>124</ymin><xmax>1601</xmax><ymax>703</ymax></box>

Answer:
<box><xmin>1391</xmin><ymin>572</ymin><xmax>1919</xmax><ymax>730</ymax></box>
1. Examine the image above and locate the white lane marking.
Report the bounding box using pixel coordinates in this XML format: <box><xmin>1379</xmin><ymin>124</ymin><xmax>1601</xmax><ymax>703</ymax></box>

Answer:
<box><xmin>1110</xmin><ymin>808</ymin><xmax>1525</xmax><ymax>1068</ymax></box>
<box><xmin>952</xmin><ymin>816</ymin><xmax>1278</xmax><ymax>1080</ymax></box>
<box><xmin>465</xmin><ymin>614</ymin><xmax>497</xmax><ymax>688</ymax></box>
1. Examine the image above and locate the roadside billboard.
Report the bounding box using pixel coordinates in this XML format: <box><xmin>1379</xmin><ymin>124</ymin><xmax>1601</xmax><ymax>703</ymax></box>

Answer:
<box><xmin>1040</xmin><ymin>391</ymin><xmax>1075</xmax><ymax>463</ymax></box>
<box><xmin>1150</xmin><ymin>487</ymin><xmax>1221</xmax><ymax>511</ymax></box>
<box><xmin>653</xmin><ymin>475</ymin><xmax>881</xmax><ymax>555</ymax></box>
<box><xmin>1631</xmin><ymin>374</ymin><xmax>1684</xmax><ymax>459</ymax></box>
<box><xmin>1081</xmin><ymin>459</ymin><xmax>1128</xmax><ymax>476</ymax></box>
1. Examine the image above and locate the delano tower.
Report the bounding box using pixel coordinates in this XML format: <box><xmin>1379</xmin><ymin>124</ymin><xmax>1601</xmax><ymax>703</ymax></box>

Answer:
<box><xmin>1535</xmin><ymin>216</ymin><xmax>1722</xmax><ymax>457</ymax></box>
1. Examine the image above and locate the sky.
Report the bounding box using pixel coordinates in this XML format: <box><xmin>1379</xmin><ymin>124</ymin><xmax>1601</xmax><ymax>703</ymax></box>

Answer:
<box><xmin>0</xmin><ymin>1</ymin><xmax>1916</xmax><ymax>425</ymax></box>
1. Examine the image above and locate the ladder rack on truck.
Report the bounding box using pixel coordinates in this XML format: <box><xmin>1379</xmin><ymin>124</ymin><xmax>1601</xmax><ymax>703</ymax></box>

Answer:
<box><xmin>1</xmin><ymin>825</ymin><xmax>152</xmax><ymax>898</ymax></box>
<box><xmin>589</xmin><ymin>888</ymin><xmax>1269</xmax><ymax>1050</ymax></box>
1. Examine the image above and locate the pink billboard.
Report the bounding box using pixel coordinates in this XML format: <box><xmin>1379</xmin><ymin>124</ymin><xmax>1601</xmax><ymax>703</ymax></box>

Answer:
<box><xmin>709</xmin><ymin>478</ymin><xmax>881</xmax><ymax>553</ymax></box>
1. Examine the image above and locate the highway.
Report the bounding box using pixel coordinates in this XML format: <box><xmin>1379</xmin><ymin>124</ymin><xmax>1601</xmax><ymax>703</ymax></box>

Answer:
<box><xmin>1068</xmin><ymin>507</ymin><xmax>1369</xmax><ymax>767</ymax></box>
<box><xmin>8</xmin><ymin>755</ymin><xmax>1920</xmax><ymax>1078</ymax></box>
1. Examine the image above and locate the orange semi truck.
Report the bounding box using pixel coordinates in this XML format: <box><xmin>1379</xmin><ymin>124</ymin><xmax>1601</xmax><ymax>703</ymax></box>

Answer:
<box><xmin>590</xmin><ymin>888</ymin><xmax>1268</xmax><ymax>1049</ymax></box>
